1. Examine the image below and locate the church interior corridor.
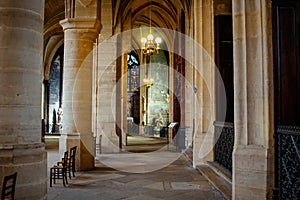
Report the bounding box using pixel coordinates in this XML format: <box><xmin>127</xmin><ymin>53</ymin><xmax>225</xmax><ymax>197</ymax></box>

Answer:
<box><xmin>0</xmin><ymin>0</ymin><xmax>299</xmax><ymax>199</ymax></box>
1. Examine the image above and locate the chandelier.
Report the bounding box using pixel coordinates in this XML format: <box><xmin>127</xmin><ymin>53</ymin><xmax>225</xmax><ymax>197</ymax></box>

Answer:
<box><xmin>143</xmin><ymin>77</ymin><xmax>154</xmax><ymax>87</ymax></box>
<box><xmin>141</xmin><ymin>33</ymin><xmax>161</xmax><ymax>55</ymax></box>
<box><xmin>141</xmin><ymin>1</ymin><xmax>162</xmax><ymax>55</ymax></box>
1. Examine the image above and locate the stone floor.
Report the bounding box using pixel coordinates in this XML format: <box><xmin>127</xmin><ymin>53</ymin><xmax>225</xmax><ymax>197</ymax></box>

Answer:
<box><xmin>46</xmin><ymin>139</ymin><xmax>225</xmax><ymax>200</ymax></box>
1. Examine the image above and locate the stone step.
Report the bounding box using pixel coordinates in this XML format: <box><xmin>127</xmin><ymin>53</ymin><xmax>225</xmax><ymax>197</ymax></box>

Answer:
<box><xmin>196</xmin><ymin>165</ymin><xmax>232</xmax><ymax>200</ymax></box>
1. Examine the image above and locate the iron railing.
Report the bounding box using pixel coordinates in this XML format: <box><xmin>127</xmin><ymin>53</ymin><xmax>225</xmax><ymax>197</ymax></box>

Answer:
<box><xmin>214</xmin><ymin>121</ymin><xmax>234</xmax><ymax>173</ymax></box>
<box><xmin>274</xmin><ymin>126</ymin><xmax>300</xmax><ymax>199</ymax></box>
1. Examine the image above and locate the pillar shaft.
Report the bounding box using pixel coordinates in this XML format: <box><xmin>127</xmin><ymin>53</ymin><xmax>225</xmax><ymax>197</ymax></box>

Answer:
<box><xmin>0</xmin><ymin>1</ymin><xmax>47</xmax><ymax>199</ymax></box>
<box><xmin>232</xmin><ymin>0</ymin><xmax>274</xmax><ymax>199</ymax></box>
<box><xmin>60</xmin><ymin>18</ymin><xmax>100</xmax><ymax>170</ymax></box>
<box><xmin>193</xmin><ymin>0</ymin><xmax>215</xmax><ymax>165</ymax></box>
<box><xmin>96</xmin><ymin>0</ymin><xmax>120</xmax><ymax>153</ymax></box>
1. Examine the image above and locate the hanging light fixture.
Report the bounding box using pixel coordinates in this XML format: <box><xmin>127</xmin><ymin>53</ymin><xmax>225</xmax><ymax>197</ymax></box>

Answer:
<box><xmin>141</xmin><ymin>0</ymin><xmax>162</xmax><ymax>55</ymax></box>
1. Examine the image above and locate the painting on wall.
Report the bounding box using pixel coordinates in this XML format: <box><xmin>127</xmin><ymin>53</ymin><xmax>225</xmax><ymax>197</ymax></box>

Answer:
<box><xmin>147</xmin><ymin>51</ymin><xmax>169</xmax><ymax>127</ymax></box>
<box><xmin>148</xmin><ymin>103</ymin><xmax>169</xmax><ymax>127</ymax></box>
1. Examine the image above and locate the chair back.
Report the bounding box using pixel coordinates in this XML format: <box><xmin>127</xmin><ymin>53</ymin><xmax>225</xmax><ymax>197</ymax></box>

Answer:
<box><xmin>62</xmin><ymin>151</ymin><xmax>68</xmax><ymax>168</ymax></box>
<box><xmin>1</xmin><ymin>172</ymin><xmax>17</xmax><ymax>200</ymax></box>
<box><xmin>70</xmin><ymin>146</ymin><xmax>77</xmax><ymax>161</ymax></box>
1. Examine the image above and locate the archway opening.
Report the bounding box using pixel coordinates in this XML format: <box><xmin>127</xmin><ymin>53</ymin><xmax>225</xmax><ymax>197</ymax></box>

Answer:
<box><xmin>45</xmin><ymin>45</ymin><xmax>64</xmax><ymax>135</ymax></box>
<box><xmin>125</xmin><ymin>50</ymin><xmax>170</xmax><ymax>152</ymax></box>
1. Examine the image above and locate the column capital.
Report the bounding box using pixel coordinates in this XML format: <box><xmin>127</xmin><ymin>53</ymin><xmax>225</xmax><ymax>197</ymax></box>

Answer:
<box><xmin>60</xmin><ymin>17</ymin><xmax>102</xmax><ymax>35</ymax></box>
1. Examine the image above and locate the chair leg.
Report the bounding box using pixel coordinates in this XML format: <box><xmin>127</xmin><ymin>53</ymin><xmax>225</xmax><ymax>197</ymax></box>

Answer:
<box><xmin>64</xmin><ymin>169</ymin><xmax>68</xmax><ymax>185</ymax></box>
<box><xmin>62</xmin><ymin>169</ymin><xmax>65</xmax><ymax>187</ymax></box>
<box><xmin>50</xmin><ymin>169</ymin><xmax>53</xmax><ymax>187</ymax></box>
<box><xmin>68</xmin><ymin>163</ymin><xmax>72</xmax><ymax>179</ymax></box>
<box><xmin>72</xmin><ymin>162</ymin><xmax>76</xmax><ymax>177</ymax></box>
<box><xmin>54</xmin><ymin>168</ymin><xmax>57</xmax><ymax>184</ymax></box>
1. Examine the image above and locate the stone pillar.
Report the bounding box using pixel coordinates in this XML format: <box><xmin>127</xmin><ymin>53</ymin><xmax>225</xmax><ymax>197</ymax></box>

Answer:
<box><xmin>232</xmin><ymin>0</ymin><xmax>274</xmax><ymax>199</ymax></box>
<box><xmin>193</xmin><ymin>0</ymin><xmax>215</xmax><ymax>166</ymax></box>
<box><xmin>0</xmin><ymin>1</ymin><xmax>47</xmax><ymax>199</ymax></box>
<box><xmin>96</xmin><ymin>0</ymin><xmax>120</xmax><ymax>153</ymax></box>
<box><xmin>60</xmin><ymin>18</ymin><xmax>101</xmax><ymax>170</ymax></box>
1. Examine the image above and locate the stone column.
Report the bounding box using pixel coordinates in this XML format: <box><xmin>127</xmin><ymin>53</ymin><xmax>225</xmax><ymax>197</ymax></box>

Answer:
<box><xmin>232</xmin><ymin>0</ymin><xmax>274</xmax><ymax>199</ymax></box>
<box><xmin>0</xmin><ymin>1</ymin><xmax>47</xmax><ymax>199</ymax></box>
<box><xmin>193</xmin><ymin>0</ymin><xmax>215</xmax><ymax>166</ymax></box>
<box><xmin>60</xmin><ymin>18</ymin><xmax>100</xmax><ymax>170</ymax></box>
<box><xmin>96</xmin><ymin>0</ymin><xmax>120</xmax><ymax>153</ymax></box>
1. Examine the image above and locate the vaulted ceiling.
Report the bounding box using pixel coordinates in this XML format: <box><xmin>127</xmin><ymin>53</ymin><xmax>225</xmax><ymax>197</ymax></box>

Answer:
<box><xmin>43</xmin><ymin>0</ymin><xmax>191</xmax><ymax>45</ymax></box>
<box><xmin>112</xmin><ymin>0</ymin><xmax>191</xmax><ymax>52</ymax></box>
<box><xmin>43</xmin><ymin>0</ymin><xmax>192</xmax><ymax>74</ymax></box>
<box><xmin>113</xmin><ymin>0</ymin><xmax>191</xmax><ymax>30</ymax></box>
<box><xmin>44</xmin><ymin>0</ymin><xmax>65</xmax><ymax>44</ymax></box>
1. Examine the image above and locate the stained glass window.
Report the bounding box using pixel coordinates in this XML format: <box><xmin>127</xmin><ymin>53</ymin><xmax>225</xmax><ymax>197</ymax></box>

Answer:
<box><xmin>127</xmin><ymin>52</ymin><xmax>140</xmax><ymax>92</ymax></box>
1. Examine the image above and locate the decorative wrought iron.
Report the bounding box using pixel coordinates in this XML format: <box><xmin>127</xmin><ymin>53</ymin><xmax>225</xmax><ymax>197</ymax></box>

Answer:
<box><xmin>274</xmin><ymin>125</ymin><xmax>300</xmax><ymax>199</ymax></box>
<box><xmin>214</xmin><ymin>121</ymin><xmax>234</xmax><ymax>173</ymax></box>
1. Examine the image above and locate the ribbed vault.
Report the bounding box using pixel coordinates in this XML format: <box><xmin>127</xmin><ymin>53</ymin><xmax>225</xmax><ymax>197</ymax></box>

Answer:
<box><xmin>113</xmin><ymin>0</ymin><xmax>191</xmax><ymax>52</ymax></box>
<box><xmin>43</xmin><ymin>0</ymin><xmax>192</xmax><ymax>76</ymax></box>
<box><xmin>44</xmin><ymin>0</ymin><xmax>65</xmax><ymax>79</ymax></box>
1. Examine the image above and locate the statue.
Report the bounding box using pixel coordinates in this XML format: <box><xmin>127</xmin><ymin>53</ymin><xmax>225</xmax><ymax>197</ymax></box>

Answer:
<box><xmin>55</xmin><ymin>107</ymin><xmax>63</xmax><ymax>133</ymax></box>
<box><xmin>57</xmin><ymin>107</ymin><xmax>63</xmax><ymax>124</ymax></box>
<box><xmin>152</xmin><ymin>111</ymin><xmax>164</xmax><ymax>132</ymax></box>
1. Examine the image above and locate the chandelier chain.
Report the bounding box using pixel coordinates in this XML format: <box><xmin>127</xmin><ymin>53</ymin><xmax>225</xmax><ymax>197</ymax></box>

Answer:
<box><xmin>141</xmin><ymin>0</ymin><xmax>161</xmax><ymax>55</ymax></box>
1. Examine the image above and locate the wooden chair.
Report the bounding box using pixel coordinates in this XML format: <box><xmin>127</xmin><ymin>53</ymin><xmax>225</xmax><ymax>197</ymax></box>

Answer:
<box><xmin>1</xmin><ymin>172</ymin><xmax>17</xmax><ymax>200</ymax></box>
<box><xmin>57</xmin><ymin>146</ymin><xmax>77</xmax><ymax>180</ymax></box>
<box><xmin>68</xmin><ymin>146</ymin><xmax>77</xmax><ymax>177</ymax></box>
<box><xmin>50</xmin><ymin>151</ymin><xmax>68</xmax><ymax>187</ymax></box>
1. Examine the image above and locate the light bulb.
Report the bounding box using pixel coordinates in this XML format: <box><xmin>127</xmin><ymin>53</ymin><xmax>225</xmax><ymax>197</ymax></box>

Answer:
<box><xmin>147</xmin><ymin>34</ymin><xmax>154</xmax><ymax>41</ymax></box>
<box><xmin>155</xmin><ymin>37</ymin><xmax>162</xmax><ymax>44</ymax></box>
<box><xmin>141</xmin><ymin>37</ymin><xmax>147</xmax><ymax>43</ymax></box>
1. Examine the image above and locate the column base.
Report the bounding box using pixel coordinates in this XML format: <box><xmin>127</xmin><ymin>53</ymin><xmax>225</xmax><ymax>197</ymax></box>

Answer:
<box><xmin>0</xmin><ymin>143</ymin><xmax>47</xmax><ymax>200</ymax></box>
<box><xmin>232</xmin><ymin>146</ymin><xmax>274</xmax><ymax>199</ymax></box>
<box><xmin>101</xmin><ymin>134</ymin><xmax>120</xmax><ymax>153</ymax></box>
<box><xmin>59</xmin><ymin>132</ymin><xmax>94</xmax><ymax>171</ymax></box>
<box><xmin>99</xmin><ymin>122</ymin><xmax>121</xmax><ymax>153</ymax></box>
<box><xmin>193</xmin><ymin>131</ymin><xmax>214</xmax><ymax>167</ymax></box>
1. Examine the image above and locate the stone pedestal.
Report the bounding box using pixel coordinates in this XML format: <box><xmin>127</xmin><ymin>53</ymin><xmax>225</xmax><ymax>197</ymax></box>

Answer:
<box><xmin>60</xmin><ymin>18</ymin><xmax>101</xmax><ymax>170</ymax></box>
<box><xmin>233</xmin><ymin>146</ymin><xmax>274</xmax><ymax>199</ymax></box>
<box><xmin>0</xmin><ymin>144</ymin><xmax>47</xmax><ymax>200</ymax></box>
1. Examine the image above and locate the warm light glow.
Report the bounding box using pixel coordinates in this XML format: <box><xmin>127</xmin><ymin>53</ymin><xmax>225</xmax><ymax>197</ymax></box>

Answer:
<box><xmin>141</xmin><ymin>33</ymin><xmax>162</xmax><ymax>55</ymax></box>
<box><xmin>143</xmin><ymin>77</ymin><xmax>154</xmax><ymax>87</ymax></box>
<box><xmin>140</xmin><ymin>1</ymin><xmax>162</xmax><ymax>55</ymax></box>
<box><xmin>155</xmin><ymin>37</ymin><xmax>161</xmax><ymax>43</ymax></box>
<box><xmin>147</xmin><ymin>34</ymin><xmax>154</xmax><ymax>41</ymax></box>
<box><xmin>141</xmin><ymin>37</ymin><xmax>147</xmax><ymax>43</ymax></box>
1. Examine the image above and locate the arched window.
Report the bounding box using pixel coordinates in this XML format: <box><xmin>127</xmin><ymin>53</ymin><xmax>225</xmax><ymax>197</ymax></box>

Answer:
<box><xmin>46</xmin><ymin>46</ymin><xmax>63</xmax><ymax>134</ymax></box>
<box><xmin>127</xmin><ymin>51</ymin><xmax>140</xmax><ymax>92</ymax></box>
<box><xmin>127</xmin><ymin>51</ymin><xmax>140</xmax><ymax>128</ymax></box>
